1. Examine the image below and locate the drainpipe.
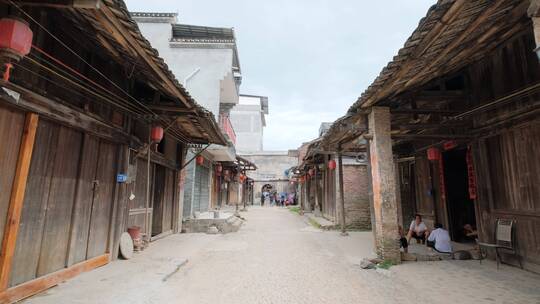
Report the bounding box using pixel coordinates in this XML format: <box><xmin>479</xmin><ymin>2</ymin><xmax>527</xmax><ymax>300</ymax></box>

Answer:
<box><xmin>183</xmin><ymin>67</ymin><xmax>201</xmax><ymax>86</ymax></box>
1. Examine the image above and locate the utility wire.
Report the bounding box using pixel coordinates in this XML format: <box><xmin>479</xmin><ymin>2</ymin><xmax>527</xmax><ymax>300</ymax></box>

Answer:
<box><xmin>8</xmin><ymin>0</ymin><xmax>196</xmax><ymax>144</ymax></box>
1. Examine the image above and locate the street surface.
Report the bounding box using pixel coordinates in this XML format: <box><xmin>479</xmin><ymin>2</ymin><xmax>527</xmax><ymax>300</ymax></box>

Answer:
<box><xmin>25</xmin><ymin>207</ymin><xmax>540</xmax><ymax>304</ymax></box>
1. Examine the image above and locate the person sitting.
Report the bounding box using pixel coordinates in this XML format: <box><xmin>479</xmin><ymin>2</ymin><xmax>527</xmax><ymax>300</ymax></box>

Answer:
<box><xmin>463</xmin><ymin>223</ymin><xmax>478</xmax><ymax>241</ymax></box>
<box><xmin>427</xmin><ymin>223</ymin><xmax>452</xmax><ymax>253</ymax></box>
<box><xmin>399</xmin><ymin>226</ymin><xmax>408</xmax><ymax>253</ymax></box>
<box><xmin>407</xmin><ymin>214</ymin><xmax>428</xmax><ymax>244</ymax></box>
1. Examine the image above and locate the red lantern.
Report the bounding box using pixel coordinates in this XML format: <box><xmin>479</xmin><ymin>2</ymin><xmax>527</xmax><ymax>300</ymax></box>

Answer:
<box><xmin>443</xmin><ymin>140</ymin><xmax>457</xmax><ymax>151</ymax></box>
<box><xmin>427</xmin><ymin>147</ymin><xmax>441</xmax><ymax>161</ymax></box>
<box><xmin>196</xmin><ymin>155</ymin><xmax>204</xmax><ymax>165</ymax></box>
<box><xmin>150</xmin><ymin>125</ymin><xmax>163</xmax><ymax>143</ymax></box>
<box><xmin>328</xmin><ymin>160</ymin><xmax>336</xmax><ymax>170</ymax></box>
<box><xmin>239</xmin><ymin>174</ymin><xmax>246</xmax><ymax>183</ymax></box>
<box><xmin>0</xmin><ymin>18</ymin><xmax>33</xmax><ymax>81</ymax></box>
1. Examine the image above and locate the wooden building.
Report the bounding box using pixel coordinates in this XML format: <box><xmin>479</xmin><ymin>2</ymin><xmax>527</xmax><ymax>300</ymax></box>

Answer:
<box><xmin>0</xmin><ymin>1</ymin><xmax>225</xmax><ymax>302</ymax></box>
<box><xmin>321</xmin><ymin>0</ymin><xmax>540</xmax><ymax>271</ymax></box>
<box><xmin>296</xmin><ymin>138</ymin><xmax>371</xmax><ymax>230</ymax></box>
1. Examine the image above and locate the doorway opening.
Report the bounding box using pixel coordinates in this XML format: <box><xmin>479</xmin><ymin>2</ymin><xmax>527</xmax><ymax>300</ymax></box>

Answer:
<box><xmin>442</xmin><ymin>148</ymin><xmax>476</xmax><ymax>242</ymax></box>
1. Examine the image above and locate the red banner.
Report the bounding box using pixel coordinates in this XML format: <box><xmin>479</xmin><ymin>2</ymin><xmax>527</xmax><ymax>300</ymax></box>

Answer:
<box><xmin>466</xmin><ymin>146</ymin><xmax>477</xmax><ymax>200</ymax></box>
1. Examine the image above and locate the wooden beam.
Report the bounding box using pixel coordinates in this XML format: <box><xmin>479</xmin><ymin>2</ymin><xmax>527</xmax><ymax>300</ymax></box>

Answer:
<box><xmin>0</xmin><ymin>113</ymin><xmax>38</xmax><ymax>291</ymax></box>
<box><xmin>16</xmin><ymin>0</ymin><xmax>102</xmax><ymax>9</ymax></box>
<box><xmin>391</xmin><ymin>134</ymin><xmax>473</xmax><ymax>140</ymax></box>
<box><xmin>392</xmin><ymin>122</ymin><xmax>468</xmax><ymax>130</ymax></box>
<box><xmin>390</xmin><ymin>109</ymin><xmax>462</xmax><ymax>115</ymax></box>
<box><xmin>148</xmin><ymin>104</ymin><xmax>196</xmax><ymax>114</ymax></box>
<box><xmin>0</xmin><ymin>254</ymin><xmax>108</xmax><ymax>303</ymax></box>
<box><xmin>1</xmin><ymin>82</ymin><xmax>133</xmax><ymax>144</ymax></box>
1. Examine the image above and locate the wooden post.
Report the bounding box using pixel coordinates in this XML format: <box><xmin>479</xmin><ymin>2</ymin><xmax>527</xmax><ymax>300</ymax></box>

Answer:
<box><xmin>338</xmin><ymin>151</ymin><xmax>348</xmax><ymax>236</ymax></box>
<box><xmin>314</xmin><ymin>167</ymin><xmax>321</xmax><ymax>216</ymax></box>
<box><xmin>367</xmin><ymin>107</ymin><xmax>400</xmax><ymax>264</ymax></box>
<box><xmin>0</xmin><ymin>113</ymin><xmax>38</xmax><ymax>290</ymax></box>
<box><xmin>144</xmin><ymin>126</ymin><xmax>151</xmax><ymax>239</ymax></box>
<box><xmin>299</xmin><ymin>182</ymin><xmax>305</xmax><ymax>215</ymax></box>
<box><xmin>110</xmin><ymin>144</ymin><xmax>130</xmax><ymax>260</ymax></box>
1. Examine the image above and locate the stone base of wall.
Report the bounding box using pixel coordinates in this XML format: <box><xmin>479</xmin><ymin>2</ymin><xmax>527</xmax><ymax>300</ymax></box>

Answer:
<box><xmin>182</xmin><ymin>214</ymin><xmax>243</xmax><ymax>234</ymax></box>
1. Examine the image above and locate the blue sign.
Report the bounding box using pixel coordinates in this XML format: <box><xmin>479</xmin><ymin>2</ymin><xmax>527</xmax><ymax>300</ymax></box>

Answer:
<box><xmin>117</xmin><ymin>173</ymin><xmax>127</xmax><ymax>183</ymax></box>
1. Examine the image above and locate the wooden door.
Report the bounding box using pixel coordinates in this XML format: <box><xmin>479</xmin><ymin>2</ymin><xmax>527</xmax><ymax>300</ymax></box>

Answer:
<box><xmin>152</xmin><ymin>165</ymin><xmax>166</xmax><ymax>236</ymax></box>
<box><xmin>161</xmin><ymin>169</ymin><xmax>175</xmax><ymax>232</ymax></box>
<box><xmin>66</xmin><ymin>135</ymin><xmax>99</xmax><ymax>266</ymax></box>
<box><xmin>86</xmin><ymin>141</ymin><xmax>117</xmax><ymax>258</ymax></box>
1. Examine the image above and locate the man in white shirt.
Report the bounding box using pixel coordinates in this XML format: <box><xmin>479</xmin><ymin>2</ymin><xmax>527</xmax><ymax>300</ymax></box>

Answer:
<box><xmin>407</xmin><ymin>214</ymin><xmax>428</xmax><ymax>244</ymax></box>
<box><xmin>427</xmin><ymin>223</ymin><xmax>453</xmax><ymax>253</ymax></box>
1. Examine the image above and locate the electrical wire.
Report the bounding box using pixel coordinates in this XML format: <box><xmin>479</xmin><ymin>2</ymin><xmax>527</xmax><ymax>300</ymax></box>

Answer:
<box><xmin>17</xmin><ymin>57</ymin><xmax>192</xmax><ymax>143</ymax></box>
<box><xmin>30</xmin><ymin>45</ymin><xmax>144</xmax><ymax>114</ymax></box>
<box><xmin>26</xmin><ymin>52</ymin><xmax>145</xmax><ymax>115</ymax></box>
<box><xmin>7</xmin><ymin>0</ymin><xmax>198</xmax><ymax>144</ymax></box>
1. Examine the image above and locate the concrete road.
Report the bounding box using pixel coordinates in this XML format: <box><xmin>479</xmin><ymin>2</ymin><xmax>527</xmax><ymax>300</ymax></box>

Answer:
<box><xmin>24</xmin><ymin>207</ymin><xmax>540</xmax><ymax>304</ymax></box>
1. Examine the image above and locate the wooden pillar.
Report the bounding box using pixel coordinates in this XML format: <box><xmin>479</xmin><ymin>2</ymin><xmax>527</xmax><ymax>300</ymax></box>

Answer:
<box><xmin>0</xmin><ymin>113</ymin><xmax>38</xmax><ymax>290</ymax></box>
<box><xmin>299</xmin><ymin>182</ymin><xmax>305</xmax><ymax>215</ymax></box>
<box><xmin>367</xmin><ymin>107</ymin><xmax>400</xmax><ymax>264</ymax></box>
<box><xmin>305</xmin><ymin>178</ymin><xmax>310</xmax><ymax>212</ymax></box>
<box><xmin>109</xmin><ymin>144</ymin><xmax>130</xmax><ymax>260</ymax></box>
<box><xmin>337</xmin><ymin>151</ymin><xmax>348</xmax><ymax>236</ymax></box>
<box><xmin>314</xmin><ymin>167</ymin><xmax>321</xmax><ymax>216</ymax></box>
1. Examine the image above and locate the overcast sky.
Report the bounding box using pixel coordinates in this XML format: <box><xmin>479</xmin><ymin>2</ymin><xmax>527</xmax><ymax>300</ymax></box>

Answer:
<box><xmin>125</xmin><ymin>0</ymin><xmax>434</xmax><ymax>151</ymax></box>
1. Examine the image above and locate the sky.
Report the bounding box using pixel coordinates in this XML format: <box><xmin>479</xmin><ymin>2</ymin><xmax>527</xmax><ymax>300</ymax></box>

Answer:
<box><xmin>124</xmin><ymin>0</ymin><xmax>435</xmax><ymax>151</ymax></box>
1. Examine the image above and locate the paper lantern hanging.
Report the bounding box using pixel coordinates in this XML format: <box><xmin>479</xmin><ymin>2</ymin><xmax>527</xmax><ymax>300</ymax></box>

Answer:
<box><xmin>150</xmin><ymin>125</ymin><xmax>163</xmax><ymax>143</ymax></box>
<box><xmin>427</xmin><ymin>147</ymin><xmax>441</xmax><ymax>161</ymax></box>
<box><xmin>0</xmin><ymin>17</ymin><xmax>33</xmax><ymax>81</ymax></box>
<box><xmin>328</xmin><ymin>160</ymin><xmax>336</xmax><ymax>170</ymax></box>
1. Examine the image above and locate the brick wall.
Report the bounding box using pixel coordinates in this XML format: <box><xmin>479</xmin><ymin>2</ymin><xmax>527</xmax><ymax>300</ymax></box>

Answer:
<box><xmin>337</xmin><ymin>164</ymin><xmax>371</xmax><ymax>230</ymax></box>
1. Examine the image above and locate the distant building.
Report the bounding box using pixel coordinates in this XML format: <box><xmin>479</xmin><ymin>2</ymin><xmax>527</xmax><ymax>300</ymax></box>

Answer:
<box><xmin>229</xmin><ymin>94</ymin><xmax>269</xmax><ymax>153</ymax></box>
<box><xmin>241</xmin><ymin>151</ymin><xmax>298</xmax><ymax>204</ymax></box>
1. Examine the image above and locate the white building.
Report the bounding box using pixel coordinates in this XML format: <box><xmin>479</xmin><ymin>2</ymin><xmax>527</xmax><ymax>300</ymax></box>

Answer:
<box><xmin>132</xmin><ymin>12</ymin><xmax>242</xmax><ymax>217</ymax></box>
<box><xmin>229</xmin><ymin>94</ymin><xmax>269</xmax><ymax>153</ymax></box>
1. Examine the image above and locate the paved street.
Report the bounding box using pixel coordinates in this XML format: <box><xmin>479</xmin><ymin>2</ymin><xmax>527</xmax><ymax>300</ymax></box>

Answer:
<box><xmin>25</xmin><ymin>207</ymin><xmax>540</xmax><ymax>304</ymax></box>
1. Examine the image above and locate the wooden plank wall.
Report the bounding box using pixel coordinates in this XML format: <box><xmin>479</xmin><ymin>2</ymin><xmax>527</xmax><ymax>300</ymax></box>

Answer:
<box><xmin>475</xmin><ymin>121</ymin><xmax>540</xmax><ymax>270</ymax></box>
<box><xmin>0</xmin><ymin>106</ymin><xmax>25</xmax><ymax>254</ymax></box>
<box><xmin>465</xmin><ymin>28</ymin><xmax>540</xmax><ymax>271</ymax></box>
<box><xmin>9</xmin><ymin>119</ymin><xmax>119</xmax><ymax>286</ymax></box>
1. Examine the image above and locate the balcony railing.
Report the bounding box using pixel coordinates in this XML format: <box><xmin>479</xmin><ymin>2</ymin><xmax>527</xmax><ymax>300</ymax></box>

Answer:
<box><xmin>219</xmin><ymin>114</ymin><xmax>236</xmax><ymax>145</ymax></box>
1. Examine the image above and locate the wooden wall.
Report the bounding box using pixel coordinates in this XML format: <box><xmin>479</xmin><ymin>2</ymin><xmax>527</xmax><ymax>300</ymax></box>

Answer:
<box><xmin>9</xmin><ymin>119</ymin><xmax>118</xmax><ymax>286</ymax></box>
<box><xmin>474</xmin><ymin>121</ymin><xmax>540</xmax><ymax>270</ymax></box>
<box><xmin>0</xmin><ymin>106</ymin><xmax>25</xmax><ymax>255</ymax></box>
